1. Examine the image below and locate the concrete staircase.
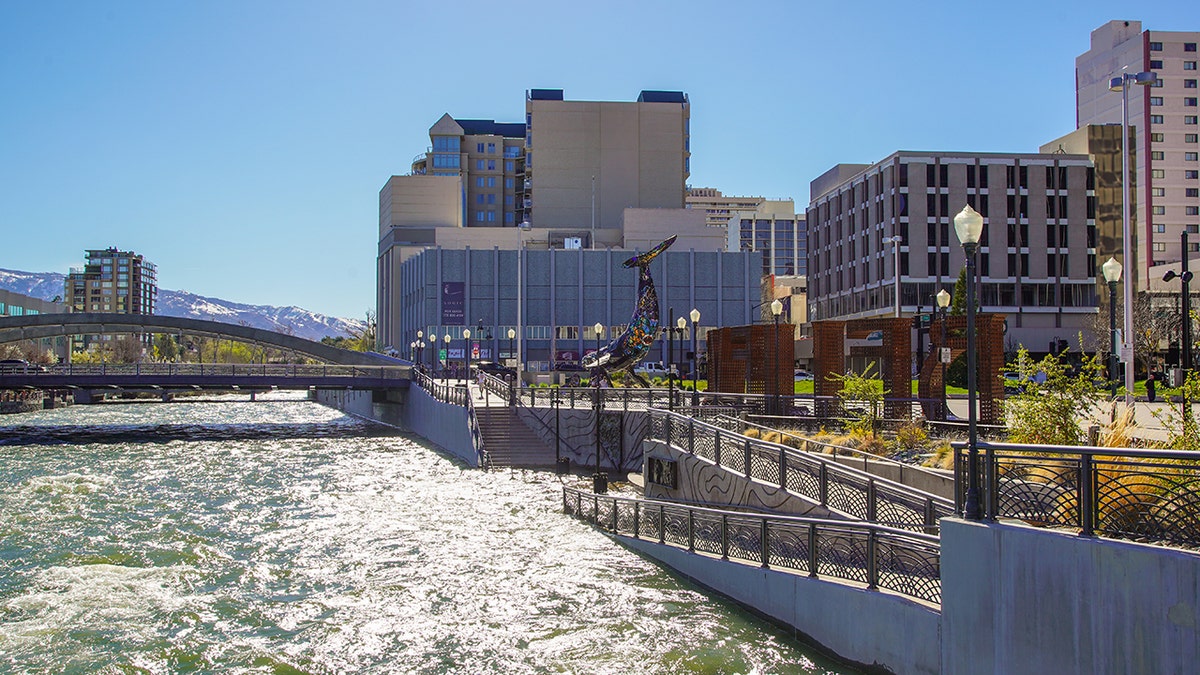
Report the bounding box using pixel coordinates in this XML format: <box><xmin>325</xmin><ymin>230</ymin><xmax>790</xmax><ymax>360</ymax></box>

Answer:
<box><xmin>474</xmin><ymin>406</ymin><xmax>557</xmax><ymax>469</ymax></box>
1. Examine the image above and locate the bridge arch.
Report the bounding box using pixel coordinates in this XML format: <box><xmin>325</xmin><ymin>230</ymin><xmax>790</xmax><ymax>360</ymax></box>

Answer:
<box><xmin>0</xmin><ymin>313</ymin><xmax>404</xmax><ymax>366</ymax></box>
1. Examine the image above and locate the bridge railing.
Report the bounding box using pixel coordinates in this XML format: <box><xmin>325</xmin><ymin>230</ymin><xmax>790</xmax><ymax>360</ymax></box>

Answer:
<box><xmin>563</xmin><ymin>487</ymin><xmax>942</xmax><ymax>605</ymax></box>
<box><xmin>413</xmin><ymin>370</ymin><xmax>468</xmax><ymax>406</ymax></box>
<box><xmin>32</xmin><ymin>363</ymin><xmax>410</xmax><ymax>379</ymax></box>
<box><xmin>650</xmin><ymin>409</ymin><xmax>954</xmax><ymax>533</ymax></box>
<box><xmin>954</xmin><ymin>441</ymin><xmax>1200</xmax><ymax>548</ymax></box>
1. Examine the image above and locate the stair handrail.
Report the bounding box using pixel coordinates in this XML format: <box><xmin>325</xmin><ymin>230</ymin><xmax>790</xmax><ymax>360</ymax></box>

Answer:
<box><xmin>464</xmin><ymin>383</ymin><xmax>490</xmax><ymax>470</ymax></box>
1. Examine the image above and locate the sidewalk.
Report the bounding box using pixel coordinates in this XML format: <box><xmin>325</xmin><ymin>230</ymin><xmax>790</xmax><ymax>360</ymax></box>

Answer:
<box><xmin>946</xmin><ymin>398</ymin><xmax>1194</xmax><ymax>445</ymax></box>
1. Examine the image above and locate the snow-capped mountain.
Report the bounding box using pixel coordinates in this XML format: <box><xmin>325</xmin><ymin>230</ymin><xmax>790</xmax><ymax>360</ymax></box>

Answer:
<box><xmin>0</xmin><ymin>268</ymin><xmax>364</xmax><ymax>341</ymax></box>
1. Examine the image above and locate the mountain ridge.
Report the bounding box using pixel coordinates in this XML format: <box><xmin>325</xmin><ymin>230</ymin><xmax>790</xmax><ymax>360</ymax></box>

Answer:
<box><xmin>0</xmin><ymin>268</ymin><xmax>365</xmax><ymax>341</ymax></box>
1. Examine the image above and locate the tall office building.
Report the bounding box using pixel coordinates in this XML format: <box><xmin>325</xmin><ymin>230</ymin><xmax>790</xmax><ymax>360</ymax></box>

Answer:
<box><xmin>519</xmin><ymin>89</ymin><xmax>690</xmax><ymax>243</ymax></box>
<box><xmin>806</xmin><ymin>151</ymin><xmax>1100</xmax><ymax>354</ymax></box>
<box><xmin>728</xmin><ymin>200</ymin><xmax>808</xmax><ymax>277</ymax></box>
<box><xmin>1076</xmin><ymin>20</ymin><xmax>1200</xmax><ymax>286</ymax></box>
<box><xmin>410</xmin><ymin>115</ymin><xmax>526</xmax><ymax>228</ymax></box>
<box><xmin>65</xmin><ymin>248</ymin><xmax>157</xmax><ymax>315</ymax></box>
<box><xmin>64</xmin><ymin>248</ymin><xmax>157</xmax><ymax>352</ymax></box>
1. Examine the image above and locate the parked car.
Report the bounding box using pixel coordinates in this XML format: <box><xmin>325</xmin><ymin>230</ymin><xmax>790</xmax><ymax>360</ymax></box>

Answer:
<box><xmin>0</xmin><ymin>359</ymin><xmax>46</xmax><ymax>373</ymax></box>
<box><xmin>633</xmin><ymin>361</ymin><xmax>670</xmax><ymax>378</ymax></box>
<box><xmin>475</xmin><ymin>361</ymin><xmax>517</xmax><ymax>381</ymax></box>
<box><xmin>793</xmin><ymin>370</ymin><xmax>814</xmax><ymax>381</ymax></box>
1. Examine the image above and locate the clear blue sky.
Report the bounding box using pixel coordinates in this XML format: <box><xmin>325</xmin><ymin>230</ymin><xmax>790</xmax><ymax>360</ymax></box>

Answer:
<box><xmin>2</xmin><ymin>1</ymin><xmax>1197</xmax><ymax>319</ymax></box>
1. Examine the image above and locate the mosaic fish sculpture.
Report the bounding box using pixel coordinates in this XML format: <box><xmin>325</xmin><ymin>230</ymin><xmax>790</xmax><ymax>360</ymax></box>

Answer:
<box><xmin>582</xmin><ymin>235</ymin><xmax>676</xmax><ymax>387</ymax></box>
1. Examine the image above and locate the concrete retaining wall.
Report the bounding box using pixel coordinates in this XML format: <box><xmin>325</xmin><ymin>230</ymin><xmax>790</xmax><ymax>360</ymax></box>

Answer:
<box><xmin>621</xmin><ymin>536</ymin><xmax>941</xmax><ymax>675</ymax></box>
<box><xmin>313</xmin><ymin>387</ymin><xmax>478</xmax><ymax>467</ymax></box>
<box><xmin>518</xmin><ymin>406</ymin><xmax>648</xmax><ymax>473</ymax></box>
<box><xmin>941</xmin><ymin>518</ymin><xmax>1200</xmax><ymax>675</ymax></box>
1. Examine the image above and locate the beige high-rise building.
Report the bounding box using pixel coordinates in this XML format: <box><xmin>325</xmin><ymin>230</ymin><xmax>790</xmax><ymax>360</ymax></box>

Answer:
<box><xmin>1076</xmin><ymin>20</ymin><xmax>1200</xmax><ymax>286</ymax></box>
<box><xmin>520</xmin><ymin>89</ymin><xmax>690</xmax><ymax>243</ymax></box>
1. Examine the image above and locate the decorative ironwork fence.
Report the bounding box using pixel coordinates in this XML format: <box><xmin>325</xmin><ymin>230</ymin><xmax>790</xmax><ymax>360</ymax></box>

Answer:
<box><xmin>563</xmin><ymin>487</ymin><xmax>942</xmax><ymax>605</ymax></box>
<box><xmin>955</xmin><ymin>441</ymin><xmax>1200</xmax><ymax>548</ymax></box>
<box><xmin>650</xmin><ymin>410</ymin><xmax>954</xmax><ymax>533</ymax></box>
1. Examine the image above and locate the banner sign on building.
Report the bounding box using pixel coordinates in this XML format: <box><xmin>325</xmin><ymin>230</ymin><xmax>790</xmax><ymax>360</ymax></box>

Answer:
<box><xmin>441</xmin><ymin>282</ymin><xmax>465</xmax><ymax>325</ymax></box>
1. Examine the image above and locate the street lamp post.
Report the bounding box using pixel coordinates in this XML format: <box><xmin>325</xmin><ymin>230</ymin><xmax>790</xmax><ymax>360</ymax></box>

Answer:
<box><xmin>954</xmin><ymin>204</ymin><xmax>984</xmax><ymax>521</ymax></box>
<box><xmin>463</xmin><ymin>328</ymin><xmax>471</xmax><ymax>385</ymax></box>
<box><xmin>690</xmin><ymin>308</ymin><xmax>701</xmax><ymax>407</ymax></box>
<box><xmin>1102</xmin><ymin>257</ymin><xmax>1123</xmax><ymax>401</ymax></box>
<box><xmin>516</xmin><ymin>221</ymin><xmax>531</xmax><ymax>380</ymax></box>
<box><xmin>442</xmin><ymin>334</ymin><xmax>450</xmax><ymax>378</ymax></box>
<box><xmin>771</xmin><ymin>298</ymin><xmax>784</xmax><ymax>416</ymax></box>
<box><xmin>593</xmin><ymin>322</ymin><xmax>604</xmax><ymax>378</ymax></box>
<box><xmin>1163</xmin><ymin>231</ymin><xmax>1193</xmax><ymax>423</ymax></box>
<box><xmin>883</xmin><ymin>235</ymin><xmax>903</xmax><ymax>318</ymax></box>
<box><xmin>417</xmin><ymin>330</ymin><xmax>424</xmax><ymax>371</ymax></box>
<box><xmin>676</xmin><ymin>315</ymin><xmax>687</xmax><ymax>404</ymax></box>
<box><xmin>936</xmin><ymin>288</ymin><xmax>951</xmax><ymax>421</ymax></box>
<box><xmin>1110</xmin><ymin>69</ymin><xmax>1158</xmax><ymax>407</ymax></box>
<box><xmin>507</xmin><ymin>328</ymin><xmax>516</xmax><ymax>371</ymax></box>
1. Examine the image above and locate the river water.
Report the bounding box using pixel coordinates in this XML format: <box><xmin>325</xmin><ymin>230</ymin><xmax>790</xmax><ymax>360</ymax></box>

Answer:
<box><xmin>0</xmin><ymin>393</ymin><xmax>854</xmax><ymax>674</ymax></box>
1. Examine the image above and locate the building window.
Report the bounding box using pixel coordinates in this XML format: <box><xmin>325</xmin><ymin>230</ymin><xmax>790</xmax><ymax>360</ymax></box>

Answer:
<box><xmin>487</xmin><ymin>211</ymin><xmax>496</xmax><ymax>222</ymax></box>
<box><xmin>1151</xmin><ymin>41</ymin><xmax>1163</xmax><ymax>51</ymax></box>
<box><xmin>1153</xmin><ymin>206</ymin><xmax>1166</xmax><ymax>215</ymax></box>
<box><xmin>1187</xmin><ymin>116</ymin><xmax>1199</xmax><ymax>125</ymax></box>
<box><xmin>476</xmin><ymin>159</ymin><xmax>485</xmax><ymax>170</ymax></box>
<box><xmin>1188</xmin><ymin>134</ymin><xmax>1199</xmax><ymax>143</ymax></box>
<box><xmin>1187</xmin><ymin>80</ymin><xmax>1199</xmax><ymax>88</ymax></box>
<box><xmin>1188</xmin><ymin>43</ymin><xmax>1198</xmax><ymax>52</ymax></box>
<box><xmin>486</xmin><ymin>194</ymin><xmax>495</xmax><ymax>205</ymax></box>
<box><xmin>476</xmin><ymin>194</ymin><xmax>484</xmax><ymax>204</ymax></box>
<box><xmin>1151</xmin><ymin>96</ymin><xmax>1163</xmax><ymax>106</ymax></box>
<box><xmin>487</xmin><ymin>160</ymin><xmax>496</xmax><ymax>170</ymax></box>
<box><xmin>505</xmin><ymin>212</ymin><xmax>514</xmax><ymax>224</ymax></box>
<box><xmin>1153</xmin><ymin>132</ymin><xmax>1165</xmax><ymax>142</ymax></box>
<box><xmin>1153</xmin><ymin>187</ymin><xmax>1166</xmax><ymax>196</ymax></box>
<box><xmin>1155</xmin><ymin>224</ymin><xmax>1167</xmax><ymax>233</ymax></box>
<box><xmin>432</xmin><ymin>154</ymin><xmax>460</xmax><ymax>168</ymax></box>
<box><xmin>505</xmin><ymin>178</ymin><xmax>514</xmax><ymax>189</ymax></box>
<box><xmin>505</xmin><ymin>161</ymin><xmax>514</xmax><ymax>172</ymax></box>
<box><xmin>1153</xmin><ymin>151</ymin><xmax>1165</xmax><ymax>160</ymax></box>
<box><xmin>433</xmin><ymin>136</ymin><xmax>460</xmax><ymax>152</ymax></box>
<box><xmin>487</xmin><ymin>177</ymin><xmax>496</xmax><ymax>187</ymax></box>
<box><xmin>1154</xmin><ymin>243</ymin><xmax>1167</xmax><ymax>252</ymax></box>
<box><xmin>1187</xmin><ymin>152</ymin><xmax>1199</xmax><ymax>161</ymax></box>
<box><xmin>1187</xmin><ymin>62</ymin><xmax>1198</xmax><ymax>71</ymax></box>
<box><xmin>1188</xmin><ymin>98</ymin><xmax>1200</xmax><ymax>107</ymax></box>
<box><xmin>487</xmin><ymin>142</ymin><xmax>496</xmax><ymax>153</ymax></box>
<box><xmin>476</xmin><ymin>177</ymin><xmax>485</xmax><ymax>187</ymax></box>
<box><xmin>1151</xmin><ymin>115</ymin><xmax>1164</xmax><ymax>124</ymax></box>
<box><xmin>1153</xmin><ymin>169</ymin><xmax>1166</xmax><ymax>179</ymax></box>
<box><xmin>1188</xmin><ymin>207</ymin><xmax>1200</xmax><ymax>216</ymax></box>
<box><xmin>476</xmin><ymin>210</ymin><xmax>485</xmax><ymax>222</ymax></box>
<box><xmin>1188</xmin><ymin>188</ymin><xmax>1200</xmax><ymax>197</ymax></box>
<box><xmin>1189</xmin><ymin>170</ymin><xmax>1200</xmax><ymax>179</ymax></box>
<box><xmin>1150</xmin><ymin>60</ymin><xmax>1164</xmax><ymax>69</ymax></box>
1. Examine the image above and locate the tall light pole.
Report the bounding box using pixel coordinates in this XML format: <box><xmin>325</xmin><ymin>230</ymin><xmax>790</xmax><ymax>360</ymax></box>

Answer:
<box><xmin>1110</xmin><ymin>69</ymin><xmax>1158</xmax><ymax>407</ymax></box>
<box><xmin>936</xmin><ymin>288</ymin><xmax>951</xmax><ymax>421</ymax></box>
<box><xmin>591</xmin><ymin>175</ymin><xmax>596</xmax><ymax>250</ymax></box>
<box><xmin>954</xmin><ymin>205</ymin><xmax>984</xmax><ymax>520</ymax></box>
<box><xmin>667</xmin><ymin>307</ymin><xmax>675</xmax><ymax>411</ymax></box>
<box><xmin>1163</xmin><ymin>230</ymin><xmax>1194</xmax><ymax>377</ymax></box>
<box><xmin>690</xmin><ymin>308</ymin><xmax>701</xmax><ymax>407</ymax></box>
<box><xmin>883</xmin><ymin>235</ymin><xmax>903</xmax><ymax>318</ymax></box>
<box><xmin>417</xmin><ymin>330</ymin><xmax>424</xmax><ymax>371</ymax></box>
<box><xmin>1102</xmin><ymin>257</ymin><xmax>1123</xmax><ymax>401</ymax></box>
<box><xmin>507</xmin><ymin>328</ymin><xmax>516</xmax><ymax>370</ymax></box>
<box><xmin>771</xmin><ymin>298</ymin><xmax>784</xmax><ymax>416</ymax></box>
<box><xmin>516</xmin><ymin>221</ymin><xmax>531</xmax><ymax>381</ymax></box>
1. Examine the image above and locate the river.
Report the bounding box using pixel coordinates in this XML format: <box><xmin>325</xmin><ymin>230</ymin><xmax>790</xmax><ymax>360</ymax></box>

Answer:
<box><xmin>0</xmin><ymin>393</ymin><xmax>855</xmax><ymax>674</ymax></box>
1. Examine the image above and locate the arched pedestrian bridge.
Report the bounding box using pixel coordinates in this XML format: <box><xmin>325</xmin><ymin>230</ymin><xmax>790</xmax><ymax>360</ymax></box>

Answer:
<box><xmin>0</xmin><ymin>313</ymin><xmax>412</xmax><ymax>394</ymax></box>
<box><xmin>0</xmin><ymin>312</ymin><xmax>401</xmax><ymax>366</ymax></box>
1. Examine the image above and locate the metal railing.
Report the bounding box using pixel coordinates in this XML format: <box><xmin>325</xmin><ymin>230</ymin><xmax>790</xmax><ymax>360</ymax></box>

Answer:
<box><xmin>19</xmin><ymin>362</ymin><xmax>410</xmax><ymax>379</ymax></box>
<box><xmin>465</xmin><ymin>386</ymin><xmax>489</xmax><ymax>470</ymax></box>
<box><xmin>711</xmin><ymin>414</ymin><xmax>953</xmax><ymax>487</ymax></box>
<box><xmin>650</xmin><ymin>410</ymin><xmax>954</xmax><ymax>532</ymax></box>
<box><xmin>478</xmin><ymin>371</ymin><xmax>514</xmax><ymax>403</ymax></box>
<box><xmin>563</xmin><ymin>487</ymin><xmax>941</xmax><ymax>605</ymax></box>
<box><xmin>954</xmin><ymin>441</ymin><xmax>1200</xmax><ymax>548</ymax></box>
<box><xmin>414</xmin><ymin>370</ymin><xmax>468</xmax><ymax>406</ymax></box>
